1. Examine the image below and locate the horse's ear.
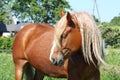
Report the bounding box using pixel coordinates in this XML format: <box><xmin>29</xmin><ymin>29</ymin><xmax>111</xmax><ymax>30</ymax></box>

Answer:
<box><xmin>60</xmin><ymin>10</ymin><xmax>65</xmax><ymax>17</ymax></box>
<box><xmin>66</xmin><ymin>12</ymin><xmax>75</xmax><ymax>28</ymax></box>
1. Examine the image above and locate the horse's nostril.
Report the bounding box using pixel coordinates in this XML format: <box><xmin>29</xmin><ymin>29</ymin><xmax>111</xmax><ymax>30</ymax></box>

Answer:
<box><xmin>51</xmin><ymin>57</ymin><xmax>64</xmax><ymax>66</ymax></box>
<box><xmin>50</xmin><ymin>53</ymin><xmax>64</xmax><ymax>66</ymax></box>
<box><xmin>58</xmin><ymin>59</ymin><xmax>64</xmax><ymax>66</ymax></box>
<box><xmin>51</xmin><ymin>58</ymin><xmax>56</xmax><ymax>64</ymax></box>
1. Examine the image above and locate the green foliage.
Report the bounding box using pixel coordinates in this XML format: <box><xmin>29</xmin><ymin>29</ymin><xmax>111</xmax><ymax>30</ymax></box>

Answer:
<box><xmin>0</xmin><ymin>37</ymin><xmax>14</xmax><ymax>50</ymax></box>
<box><xmin>0</xmin><ymin>0</ymin><xmax>13</xmax><ymax>24</ymax></box>
<box><xmin>93</xmin><ymin>15</ymin><xmax>100</xmax><ymax>23</ymax></box>
<box><xmin>101</xmin><ymin>22</ymin><xmax>120</xmax><ymax>48</ymax></box>
<box><xmin>101</xmin><ymin>15</ymin><xmax>120</xmax><ymax>48</ymax></box>
<box><xmin>110</xmin><ymin>16</ymin><xmax>120</xmax><ymax>26</ymax></box>
<box><xmin>0</xmin><ymin>0</ymin><xmax>71</xmax><ymax>24</ymax></box>
<box><xmin>12</xmin><ymin>0</ymin><xmax>71</xmax><ymax>24</ymax></box>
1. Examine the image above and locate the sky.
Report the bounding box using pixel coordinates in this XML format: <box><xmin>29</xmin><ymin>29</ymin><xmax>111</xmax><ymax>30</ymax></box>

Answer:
<box><xmin>67</xmin><ymin>0</ymin><xmax>120</xmax><ymax>22</ymax></box>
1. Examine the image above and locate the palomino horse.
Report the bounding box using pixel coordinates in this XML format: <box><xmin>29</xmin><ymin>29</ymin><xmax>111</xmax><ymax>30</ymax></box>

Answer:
<box><xmin>12</xmin><ymin>23</ymin><xmax>68</xmax><ymax>80</ymax></box>
<box><xmin>49</xmin><ymin>11</ymin><xmax>106</xmax><ymax>80</ymax></box>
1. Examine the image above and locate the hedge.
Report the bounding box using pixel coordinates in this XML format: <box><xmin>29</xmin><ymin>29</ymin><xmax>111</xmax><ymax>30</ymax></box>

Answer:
<box><xmin>0</xmin><ymin>37</ymin><xmax>14</xmax><ymax>50</ymax></box>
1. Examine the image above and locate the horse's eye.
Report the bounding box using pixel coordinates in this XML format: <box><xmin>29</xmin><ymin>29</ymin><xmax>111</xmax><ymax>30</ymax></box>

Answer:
<box><xmin>61</xmin><ymin>34</ymin><xmax>67</xmax><ymax>39</ymax></box>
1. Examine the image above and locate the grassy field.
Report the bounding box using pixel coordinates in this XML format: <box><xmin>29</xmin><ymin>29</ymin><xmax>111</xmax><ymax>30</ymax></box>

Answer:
<box><xmin>100</xmin><ymin>49</ymin><xmax>120</xmax><ymax>80</ymax></box>
<box><xmin>0</xmin><ymin>49</ymin><xmax>120</xmax><ymax>80</ymax></box>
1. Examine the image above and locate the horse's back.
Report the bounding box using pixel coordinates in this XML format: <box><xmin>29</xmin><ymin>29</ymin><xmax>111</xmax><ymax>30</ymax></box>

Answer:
<box><xmin>12</xmin><ymin>23</ymin><xmax>54</xmax><ymax>60</ymax></box>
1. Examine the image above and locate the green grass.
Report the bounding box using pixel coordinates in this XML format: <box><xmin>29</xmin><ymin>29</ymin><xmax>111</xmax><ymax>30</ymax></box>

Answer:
<box><xmin>0</xmin><ymin>53</ymin><xmax>14</xmax><ymax>80</ymax></box>
<box><xmin>0</xmin><ymin>49</ymin><xmax>120</xmax><ymax>80</ymax></box>
<box><xmin>100</xmin><ymin>49</ymin><xmax>120</xmax><ymax>80</ymax></box>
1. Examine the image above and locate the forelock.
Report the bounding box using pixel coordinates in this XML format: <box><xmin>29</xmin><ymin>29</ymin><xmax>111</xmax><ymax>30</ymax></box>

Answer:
<box><xmin>54</xmin><ymin>13</ymin><xmax>67</xmax><ymax>48</ymax></box>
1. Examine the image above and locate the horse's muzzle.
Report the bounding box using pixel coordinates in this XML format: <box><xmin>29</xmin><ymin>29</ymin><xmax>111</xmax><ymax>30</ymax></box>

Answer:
<box><xmin>51</xmin><ymin>53</ymin><xmax>64</xmax><ymax>66</ymax></box>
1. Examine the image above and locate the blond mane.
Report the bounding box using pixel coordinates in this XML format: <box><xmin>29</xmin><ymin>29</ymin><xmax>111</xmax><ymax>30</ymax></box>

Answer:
<box><xmin>54</xmin><ymin>11</ymin><xmax>106</xmax><ymax>65</ymax></box>
<box><xmin>54</xmin><ymin>13</ymin><xmax>67</xmax><ymax>49</ymax></box>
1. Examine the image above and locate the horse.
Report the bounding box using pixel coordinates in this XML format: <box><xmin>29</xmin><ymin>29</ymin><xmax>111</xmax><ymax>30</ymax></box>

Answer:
<box><xmin>49</xmin><ymin>11</ymin><xmax>106</xmax><ymax>80</ymax></box>
<box><xmin>12</xmin><ymin>23</ymin><xmax>68</xmax><ymax>80</ymax></box>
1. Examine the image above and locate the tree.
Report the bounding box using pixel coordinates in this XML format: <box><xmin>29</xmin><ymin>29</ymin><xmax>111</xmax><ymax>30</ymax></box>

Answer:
<box><xmin>101</xmin><ymin>15</ymin><xmax>120</xmax><ymax>48</ymax></box>
<box><xmin>93</xmin><ymin>15</ymin><xmax>100</xmax><ymax>23</ymax></box>
<box><xmin>12</xmin><ymin>0</ymin><xmax>72</xmax><ymax>24</ymax></box>
<box><xmin>110</xmin><ymin>15</ymin><xmax>120</xmax><ymax>26</ymax></box>
<box><xmin>101</xmin><ymin>22</ymin><xmax>120</xmax><ymax>48</ymax></box>
<box><xmin>0</xmin><ymin>0</ymin><xmax>13</xmax><ymax>24</ymax></box>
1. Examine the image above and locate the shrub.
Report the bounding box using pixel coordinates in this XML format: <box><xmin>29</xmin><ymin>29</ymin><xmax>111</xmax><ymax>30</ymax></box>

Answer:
<box><xmin>0</xmin><ymin>37</ymin><xmax>14</xmax><ymax>50</ymax></box>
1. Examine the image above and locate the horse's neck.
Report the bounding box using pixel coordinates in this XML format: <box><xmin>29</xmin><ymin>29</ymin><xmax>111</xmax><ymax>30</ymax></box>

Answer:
<box><xmin>69</xmin><ymin>48</ymin><xmax>85</xmax><ymax>65</ymax></box>
<box><xmin>68</xmin><ymin>49</ymin><xmax>100</xmax><ymax>80</ymax></box>
<box><xmin>69</xmin><ymin>48</ymin><xmax>98</xmax><ymax>66</ymax></box>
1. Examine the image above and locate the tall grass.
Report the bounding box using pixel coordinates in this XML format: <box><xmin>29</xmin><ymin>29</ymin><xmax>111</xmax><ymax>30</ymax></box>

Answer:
<box><xmin>0</xmin><ymin>49</ymin><xmax>120</xmax><ymax>80</ymax></box>
<box><xmin>100</xmin><ymin>49</ymin><xmax>120</xmax><ymax>80</ymax></box>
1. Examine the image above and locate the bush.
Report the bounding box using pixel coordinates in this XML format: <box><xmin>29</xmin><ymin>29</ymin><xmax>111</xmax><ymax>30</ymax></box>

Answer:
<box><xmin>0</xmin><ymin>37</ymin><xmax>14</xmax><ymax>50</ymax></box>
<box><xmin>101</xmin><ymin>24</ymin><xmax>120</xmax><ymax>48</ymax></box>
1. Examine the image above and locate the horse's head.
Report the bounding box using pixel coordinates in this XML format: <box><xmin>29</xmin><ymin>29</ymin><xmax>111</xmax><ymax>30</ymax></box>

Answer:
<box><xmin>49</xmin><ymin>11</ymin><xmax>82</xmax><ymax>66</ymax></box>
